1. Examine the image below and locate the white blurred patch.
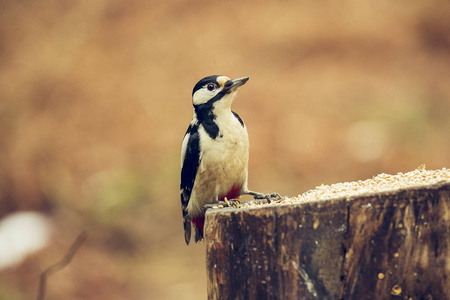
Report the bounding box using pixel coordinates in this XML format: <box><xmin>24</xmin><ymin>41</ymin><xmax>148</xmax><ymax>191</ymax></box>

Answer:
<box><xmin>346</xmin><ymin>120</ymin><xmax>388</xmax><ymax>162</ymax></box>
<box><xmin>0</xmin><ymin>211</ymin><xmax>52</xmax><ymax>270</ymax></box>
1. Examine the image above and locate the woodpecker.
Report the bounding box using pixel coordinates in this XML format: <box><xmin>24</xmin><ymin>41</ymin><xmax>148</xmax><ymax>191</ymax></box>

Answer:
<box><xmin>180</xmin><ymin>75</ymin><xmax>280</xmax><ymax>245</ymax></box>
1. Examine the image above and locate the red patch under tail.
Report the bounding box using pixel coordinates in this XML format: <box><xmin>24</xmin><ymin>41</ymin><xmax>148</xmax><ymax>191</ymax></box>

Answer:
<box><xmin>192</xmin><ymin>185</ymin><xmax>242</xmax><ymax>237</ymax></box>
<box><xmin>219</xmin><ymin>185</ymin><xmax>242</xmax><ymax>202</ymax></box>
<box><xmin>192</xmin><ymin>216</ymin><xmax>205</xmax><ymax>235</ymax></box>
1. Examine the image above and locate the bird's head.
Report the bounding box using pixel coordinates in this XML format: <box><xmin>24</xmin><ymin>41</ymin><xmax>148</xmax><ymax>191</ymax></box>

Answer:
<box><xmin>191</xmin><ymin>75</ymin><xmax>249</xmax><ymax>110</ymax></box>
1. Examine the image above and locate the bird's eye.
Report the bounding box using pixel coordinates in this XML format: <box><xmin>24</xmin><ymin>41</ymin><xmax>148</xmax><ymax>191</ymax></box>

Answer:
<box><xmin>207</xmin><ymin>83</ymin><xmax>216</xmax><ymax>91</ymax></box>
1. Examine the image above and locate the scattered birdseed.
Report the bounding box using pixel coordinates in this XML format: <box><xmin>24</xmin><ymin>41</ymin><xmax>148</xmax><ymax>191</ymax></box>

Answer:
<box><xmin>391</xmin><ymin>284</ymin><xmax>402</xmax><ymax>296</ymax></box>
<box><xmin>239</xmin><ymin>167</ymin><xmax>450</xmax><ymax>209</ymax></box>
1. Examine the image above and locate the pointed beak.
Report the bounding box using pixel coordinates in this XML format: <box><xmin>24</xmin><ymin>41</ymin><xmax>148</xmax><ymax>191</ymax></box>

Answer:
<box><xmin>225</xmin><ymin>77</ymin><xmax>250</xmax><ymax>92</ymax></box>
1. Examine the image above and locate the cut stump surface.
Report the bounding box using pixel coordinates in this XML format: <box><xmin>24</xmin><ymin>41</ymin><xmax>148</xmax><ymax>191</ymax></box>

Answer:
<box><xmin>205</xmin><ymin>168</ymin><xmax>450</xmax><ymax>300</ymax></box>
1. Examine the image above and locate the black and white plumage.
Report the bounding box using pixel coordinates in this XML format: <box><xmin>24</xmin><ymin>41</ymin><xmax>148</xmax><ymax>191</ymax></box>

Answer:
<box><xmin>180</xmin><ymin>75</ymin><xmax>279</xmax><ymax>245</ymax></box>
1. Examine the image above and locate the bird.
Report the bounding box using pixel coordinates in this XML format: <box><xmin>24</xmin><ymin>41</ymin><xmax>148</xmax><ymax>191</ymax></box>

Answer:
<box><xmin>180</xmin><ymin>75</ymin><xmax>280</xmax><ymax>245</ymax></box>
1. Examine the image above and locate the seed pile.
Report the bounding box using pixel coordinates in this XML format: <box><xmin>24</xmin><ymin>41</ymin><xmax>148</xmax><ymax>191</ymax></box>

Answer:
<box><xmin>239</xmin><ymin>167</ymin><xmax>450</xmax><ymax>208</ymax></box>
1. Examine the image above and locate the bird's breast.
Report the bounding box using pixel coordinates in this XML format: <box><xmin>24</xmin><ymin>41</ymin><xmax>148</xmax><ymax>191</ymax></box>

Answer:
<box><xmin>199</xmin><ymin>116</ymin><xmax>249</xmax><ymax>169</ymax></box>
<box><xmin>187</xmin><ymin>114</ymin><xmax>249</xmax><ymax>217</ymax></box>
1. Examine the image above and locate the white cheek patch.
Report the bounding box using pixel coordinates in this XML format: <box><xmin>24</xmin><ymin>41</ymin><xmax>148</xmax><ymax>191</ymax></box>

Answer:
<box><xmin>192</xmin><ymin>88</ymin><xmax>221</xmax><ymax>106</ymax></box>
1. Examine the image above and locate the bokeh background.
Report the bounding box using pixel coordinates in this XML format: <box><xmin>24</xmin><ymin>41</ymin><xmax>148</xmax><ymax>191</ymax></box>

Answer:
<box><xmin>1</xmin><ymin>1</ymin><xmax>449</xmax><ymax>299</ymax></box>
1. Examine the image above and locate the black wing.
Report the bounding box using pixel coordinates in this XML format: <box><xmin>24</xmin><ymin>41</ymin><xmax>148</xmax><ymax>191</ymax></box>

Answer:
<box><xmin>180</xmin><ymin>123</ymin><xmax>201</xmax><ymax>244</ymax></box>
<box><xmin>232</xmin><ymin>111</ymin><xmax>245</xmax><ymax>127</ymax></box>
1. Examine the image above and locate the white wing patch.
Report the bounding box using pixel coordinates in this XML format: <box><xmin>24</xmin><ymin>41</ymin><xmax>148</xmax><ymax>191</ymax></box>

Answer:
<box><xmin>181</xmin><ymin>132</ymin><xmax>190</xmax><ymax>166</ymax></box>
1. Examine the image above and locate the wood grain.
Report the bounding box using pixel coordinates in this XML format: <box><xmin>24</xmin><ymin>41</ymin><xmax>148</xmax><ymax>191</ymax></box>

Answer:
<box><xmin>205</xmin><ymin>182</ymin><xmax>450</xmax><ymax>300</ymax></box>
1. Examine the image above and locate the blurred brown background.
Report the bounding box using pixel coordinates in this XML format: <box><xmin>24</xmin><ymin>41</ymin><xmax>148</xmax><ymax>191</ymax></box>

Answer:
<box><xmin>0</xmin><ymin>1</ymin><xmax>449</xmax><ymax>299</ymax></box>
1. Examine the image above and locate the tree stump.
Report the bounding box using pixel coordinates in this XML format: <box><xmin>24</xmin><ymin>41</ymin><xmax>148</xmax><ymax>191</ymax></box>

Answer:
<box><xmin>205</xmin><ymin>169</ymin><xmax>450</xmax><ymax>300</ymax></box>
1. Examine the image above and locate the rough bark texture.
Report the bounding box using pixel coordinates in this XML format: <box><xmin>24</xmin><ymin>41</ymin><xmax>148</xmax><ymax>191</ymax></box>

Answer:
<box><xmin>205</xmin><ymin>182</ymin><xmax>450</xmax><ymax>300</ymax></box>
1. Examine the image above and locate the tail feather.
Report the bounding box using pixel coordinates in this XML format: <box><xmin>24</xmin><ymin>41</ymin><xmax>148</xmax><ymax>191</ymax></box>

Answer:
<box><xmin>183</xmin><ymin>215</ymin><xmax>192</xmax><ymax>245</ymax></box>
<box><xmin>192</xmin><ymin>216</ymin><xmax>205</xmax><ymax>243</ymax></box>
<box><xmin>194</xmin><ymin>226</ymin><xmax>203</xmax><ymax>243</ymax></box>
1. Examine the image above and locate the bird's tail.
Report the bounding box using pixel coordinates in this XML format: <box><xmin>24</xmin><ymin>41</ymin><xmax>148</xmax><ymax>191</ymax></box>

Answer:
<box><xmin>183</xmin><ymin>209</ymin><xmax>192</xmax><ymax>245</ymax></box>
<box><xmin>192</xmin><ymin>216</ymin><xmax>204</xmax><ymax>243</ymax></box>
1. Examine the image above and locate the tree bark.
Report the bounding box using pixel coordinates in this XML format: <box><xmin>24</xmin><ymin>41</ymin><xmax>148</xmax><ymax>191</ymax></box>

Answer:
<box><xmin>205</xmin><ymin>182</ymin><xmax>450</xmax><ymax>300</ymax></box>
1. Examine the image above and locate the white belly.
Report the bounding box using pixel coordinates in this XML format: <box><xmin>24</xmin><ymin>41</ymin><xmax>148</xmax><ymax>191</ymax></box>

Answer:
<box><xmin>187</xmin><ymin>115</ymin><xmax>249</xmax><ymax>217</ymax></box>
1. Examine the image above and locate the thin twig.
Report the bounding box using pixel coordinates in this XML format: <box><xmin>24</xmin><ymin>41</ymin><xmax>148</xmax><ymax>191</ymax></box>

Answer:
<box><xmin>37</xmin><ymin>231</ymin><xmax>88</xmax><ymax>300</ymax></box>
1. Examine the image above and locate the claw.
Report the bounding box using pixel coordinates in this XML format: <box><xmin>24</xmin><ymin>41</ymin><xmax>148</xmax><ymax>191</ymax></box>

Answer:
<box><xmin>224</xmin><ymin>197</ymin><xmax>240</xmax><ymax>208</ymax></box>
<box><xmin>247</xmin><ymin>191</ymin><xmax>281</xmax><ymax>203</ymax></box>
<box><xmin>204</xmin><ymin>198</ymin><xmax>241</xmax><ymax>210</ymax></box>
<box><xmin>204</xmin><ymin>203</ymin><xmax>220</xmax><ymax>210</ymax></box>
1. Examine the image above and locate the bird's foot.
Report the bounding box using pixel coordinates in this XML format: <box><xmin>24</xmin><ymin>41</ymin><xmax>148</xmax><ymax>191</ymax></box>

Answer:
<box><xmin>246</xmin><ymin>191</ymin><xmax>282</xmax><ymax>203</ymax></box>
<box><xmin>203</xmin><ymin>203</ymin><xmax>217</xmax><ymax>210</ymax></box>
<box><xmin>204</xmin><ymin>198</ymin><xmax>241</xmax><ymax>210</ymax></box>
<box><xmin>223</xmin><ymin>197</ymin><xmax>241</xmax><ymax>208</ymax></box>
